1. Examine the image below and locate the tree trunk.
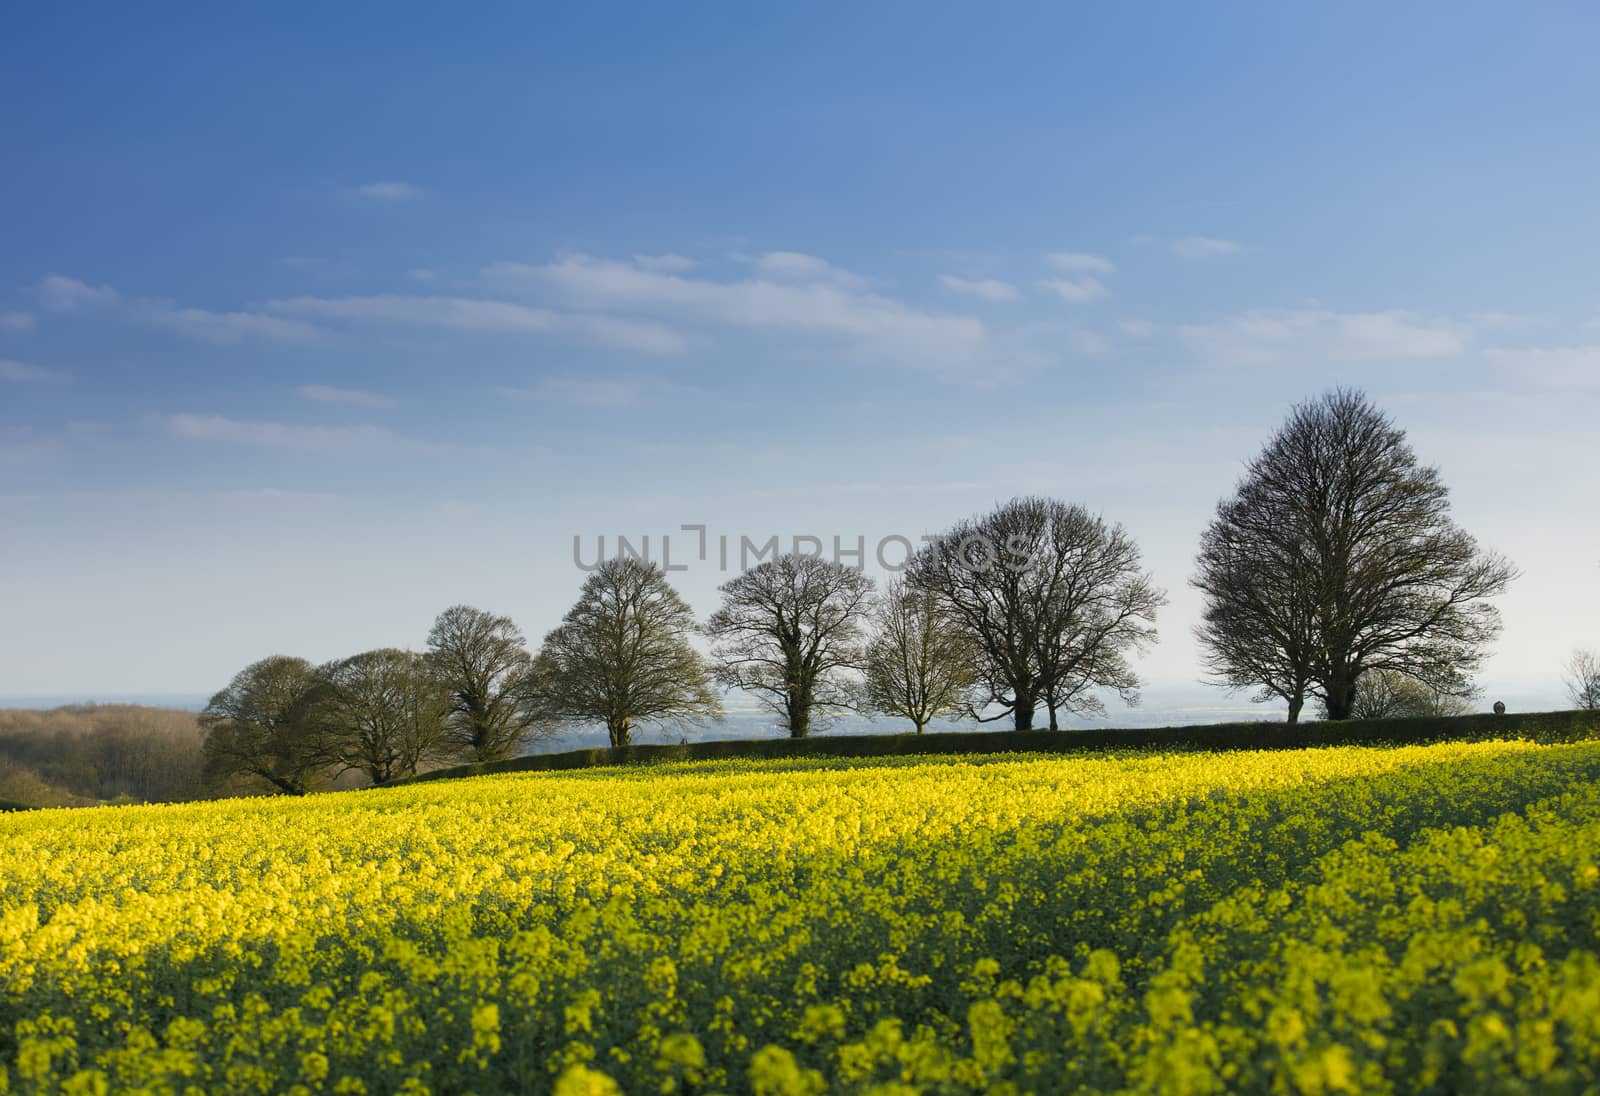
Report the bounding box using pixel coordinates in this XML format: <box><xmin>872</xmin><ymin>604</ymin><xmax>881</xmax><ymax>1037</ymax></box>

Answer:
<box><xmin>1047</xmin><ymin>703</ymin><xmax>1060</xmax><ymax>731</ymax></box>
<box><xmin>1286</xmin><ymin>692</ymin><xmax>1304</xmax><ymax>725</ymax></box>
<box><xmin>1012</xmin><ymin>691</ymin><xmax>1036</xmax><ymax>731</ymax></box>
<box><xmin>1323</xmin><ymin>670</ymin><xmax>1357</xmax><ymax>721</ymax></box>
<box><xmin>789</xmin><ymin>686</ymin><xmax>811</xmax><ymax>738</ymax></box>
<box><xmin>609</xmin><ymin>714</ymin><xmax>631</xmax><ymax>749</ymax></box>
<box><xmin>914</xmin><ymin>717</ymin><xmax>926</xmax><ymax>735</ymax></box>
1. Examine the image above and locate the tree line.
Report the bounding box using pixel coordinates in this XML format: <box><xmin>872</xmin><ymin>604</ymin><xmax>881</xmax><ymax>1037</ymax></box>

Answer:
<box><xmin>203</xmin><ymin>388</ymin><xmax>1552</xmax><ymax>793</ymax></box>
<box><xmin>0</xmin><ymin>705</ymin><xmax>209</xmax><ymax>807</ymax></box>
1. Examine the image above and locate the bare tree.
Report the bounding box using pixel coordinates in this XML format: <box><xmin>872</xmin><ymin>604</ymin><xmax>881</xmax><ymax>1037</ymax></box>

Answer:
<box><xmin>536</xmin><ymin>558</ymin><xmax>722</xmax><ymax>748</ymax></box>
<box><xmin>1341</xmin><ymin>667</ymin><xmax>1476</xmax><ymax>720</ymax></box>
<box><xmin>863</xmin><ymin>581</ymin><xmax>981</xmax><ymax>733</ymax></box>
<box><xmin>200</xmin><ymin>656</ymin><xmax>336</xmax><ymax>795</ymax></box>
<box><xmin>1194</xmin><ymin>490</ymin><xmax>1321</xmax><ymax>723</ymax></box>
<box><xmin>320</xmin><ymin>648</ymin><xmax>452</xmax><ymax>783</ymax></box>
<box><xmin>1194</xmin><ymin>390</ymin><xmax>1517</xmax><ymax>721</ymax></box>
<box><xmin>1567</xmin><ymin>649</ymin><xmax>1600</xmax><ymax>710</ymax></box>
<box><xmin>909</xmin><ymin>497</ymin><xmax>1164</xmax><ymax>731</ymax></box>
<box><xmin>426</xmin><ymin>605</ymin><xmax>545</xmax><ymax>762</ymax></box>
<box><xmin>706</xmin><ymin>554</ymin><xmax>874</xmax><ymax>737</ymax></box>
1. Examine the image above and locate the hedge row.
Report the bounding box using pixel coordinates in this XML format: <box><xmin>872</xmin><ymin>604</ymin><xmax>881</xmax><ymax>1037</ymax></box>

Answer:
<box><xmin>392</xmin><ymin>707</ymin><xmax>1600</xmax><ymax>786</ymax></box>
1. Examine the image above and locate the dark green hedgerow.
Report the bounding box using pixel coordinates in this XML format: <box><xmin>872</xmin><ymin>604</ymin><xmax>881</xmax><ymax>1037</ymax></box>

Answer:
<box><xmin>392</xmin><ymin>708</ymin><xmax>1600</xmax><ymax>786</ymax></box>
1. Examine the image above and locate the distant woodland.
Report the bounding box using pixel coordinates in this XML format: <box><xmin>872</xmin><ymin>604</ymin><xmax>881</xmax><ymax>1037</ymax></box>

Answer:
<box><xmin>0</xmin><ymin>705</ymin><xmax>212</xmax><ymax>808</ymax></box>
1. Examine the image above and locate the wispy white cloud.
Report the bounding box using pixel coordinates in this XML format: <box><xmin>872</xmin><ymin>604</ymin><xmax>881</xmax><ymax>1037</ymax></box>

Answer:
<box><xmin>0</xmin><ymin>311</ymin><xmax>33</xmax><ymax>333</ymax></box>
<box><xmin>1181</xmin><ymin>308</ymin><xmax>1469</xmax><ymax>362</ymax></box>
<box><xmin>0</xmin><ymin>359</ymin><xmax>51</xmax><ymax>382</ymax></box>
<box><xmin>485</xmin><ymin>254</ymin><xmax>987</xmax><ymax>370</ymax></box>
<box><xmin>1119</xmin><ymin>319</ymin><xmax>1155</xmax><ymax>337</ymax></box>
<box><xmin>132</xmin><ymin>302</ymin><xmax>317</xmax><ymax>343</ymax></box>
<box><xmin>272</xmin><ymin>294</ymin><xmax>556</xmax><ymax>332</ymax></box>
<box><xmin>1483</xmin><ymin>345</ymin><xmax>1600</xmax><ymax>388</ymax></box>
<box><xmin>632</xmin><ymin>253</ymin><xmax>697</xmax><ymax>272</ymax></box>
<box><xmin>297</xmin><ymin>384</ymin><xmax>395</xmax><ymax>408</ymax></box>
<box><xmin>1465</xmin><ymin>310</ymin><xmax>1548</xmax><ymax>333</ymax></box>
<box><xmin>351</xmin><ymin>181</ymin><xmax>425</xmax><ymax>202</ymax></box>
<box><xmin>40</xmin><ymin>275</ymin><xmax>316</xmax><ymax>343</ymax></box>
<box><xmin>1039</xmin><ymin>276</ymin><xmax>1108</xmax><ymax>303</ymax></box>
<box><xmin>939</xmin><ymin>275</ymin><xmax>1019</xmax><ymax>301</ymax></box>
<box><xmin>1172</xmin><ymin>236</ymin><xmax>1242</xmax><ymax>259</ymax></box>
<box><xmin>749</xmin><ymin>250</ymin><xmax>872</xmax><ymax>289</ymax></box>
<box><xmin>166</xmin><ymin>413</ymin><xmax>400</xmax><ymax>450</ymax></box>
<box><xmin>40</xmin><ymin>275</ymin><xmax>120</xmax><ymax>311</ymax></box>
<box><xmin>1047</xmin><ymin>252</ymin><xmax>1115</xmax><ymax>273</ymax></box>
<box><xmin>267</xmin><ymin>293</ymin><xmax>687</xmax><ymax>354</ymax></box>
<box><xmin>408</xmin><ymin>268</ymin><xmax>437</xmax><ymax>282</ymax></box>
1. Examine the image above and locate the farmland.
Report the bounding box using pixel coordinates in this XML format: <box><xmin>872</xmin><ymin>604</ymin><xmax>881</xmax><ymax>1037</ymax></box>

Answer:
<box><xmin>3</xmin><ymin>740</ymin><xmax>1599</xmax><ymax>1093</ymax></box>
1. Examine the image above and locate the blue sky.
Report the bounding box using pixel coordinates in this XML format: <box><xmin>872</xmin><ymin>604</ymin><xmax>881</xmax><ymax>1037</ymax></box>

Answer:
<box><xmin>2</xmin><ymin>3</ymin><xmax>1598</xmax><ymax>707</ymax></box>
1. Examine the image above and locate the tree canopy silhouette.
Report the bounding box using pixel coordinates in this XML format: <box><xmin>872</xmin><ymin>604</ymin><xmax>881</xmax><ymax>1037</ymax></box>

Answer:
<box><xmin>1194</xmin><ymin>389</ymin><xmax>1516</xmax><ymax>722</ymax></box>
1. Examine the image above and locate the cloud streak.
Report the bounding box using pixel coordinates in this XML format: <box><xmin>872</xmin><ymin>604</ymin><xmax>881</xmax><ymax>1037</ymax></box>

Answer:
<box><xmin>40</xmin><ymin>275</ymin><xmax>120</xmax><ymax>312</ymax></box>
<box><xmin>266</xmin><ymin>293</ymin><xmax>687</xmax><ymax>353</ymax></box>
<box><xmin>1039</xmin><ymin>276</ymin><xmax>1108</xmax><ymax>303</ymax></box>
<box><xmin>1181</xmin><ymin>308</ymin><xmax>1469</xmax><ymax>362</ymax></box>
<box><xmin>939</xmin><ymin>275</ymin><xmax>1019</xmax><ymax>301</ymax></box>
<box><xmin>485</xmin><ymin>254</ymin><xmax>987</xmax><ymax>370</ymax></box>
<box><xmin>1047</xmin><ymin>252</ymin><xmax>1115</xmax><ymax>273</ymax></box>
<box><xmin>166</xmin><ymin>414</ymin><xmax>400</xmax><ymax>450</ymax></box>
<box><xmin>632</xmin><ymin>253</ymin><xmax>697</xmax><ymax>272</ymax></box>
<box><xmin>1172</xmin><ymin>236</ymin><xmax>1242</xmax><ymax>259</ymax></box>
<box><xmin>40</xmin><ymin>276</ymin><xmax>317</xmax><ymax>343</ymax></box>
<box><xmin>1483</xmin><ymin>345</ymin><xmax>1600</xmax><ymax>388</ymax></box>
<box><xmin>298</xmin><ymin>384</ymin><xmax>396</xmax><ymax>408</ymax></box>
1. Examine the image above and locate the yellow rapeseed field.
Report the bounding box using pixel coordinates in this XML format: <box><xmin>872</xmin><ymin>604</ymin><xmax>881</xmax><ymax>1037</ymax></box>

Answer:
<box><xmin>3</xmin><ymin>740</ymin><xmax>1600</xmax><ymax>1094</ymax></box>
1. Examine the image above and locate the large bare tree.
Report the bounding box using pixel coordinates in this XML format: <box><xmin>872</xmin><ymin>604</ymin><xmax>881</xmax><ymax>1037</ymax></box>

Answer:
<box><xmin>1194</xmin><ymin>389</ymin><xmax>1517</xmax><ymax>721</ymax></box>
<box><xmin>536</xmin><ymin>558</ymin><xmax>722</xmax><ymax>748</ymax></box>
<box><xmin>863</xmin><ymin>581</ymin><xmax>981</xmax><ymax>733</ymax></box>
<box><xmin>426</xmin><ymin>605</ymin><xmax>545</xmax><ymax>762</ymax></box>
<box><xmin>320</xmin><ymin>648</ymin><xmax>452</xmax><ymax>783</ymax></box>
<box><xmin>200</xmin><ymin>655</ymin><xmax>336</xmax><ymax>795</ymax></box>
<box><xmin>909</xmin><ymin>497</ymin><xmax>1164</xmax><ymax>731</ymax></box>
<box><xmin>706</xmin><ymin>554</ymin><xmax>874</xmax><ymax>737</ymax></box>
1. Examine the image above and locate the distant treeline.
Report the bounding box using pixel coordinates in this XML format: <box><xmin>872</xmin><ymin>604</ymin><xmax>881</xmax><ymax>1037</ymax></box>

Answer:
<box><xmin>0</xmin><ymin>705</ymin><xmax>210</xmax><ymax>807</ymax></box>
